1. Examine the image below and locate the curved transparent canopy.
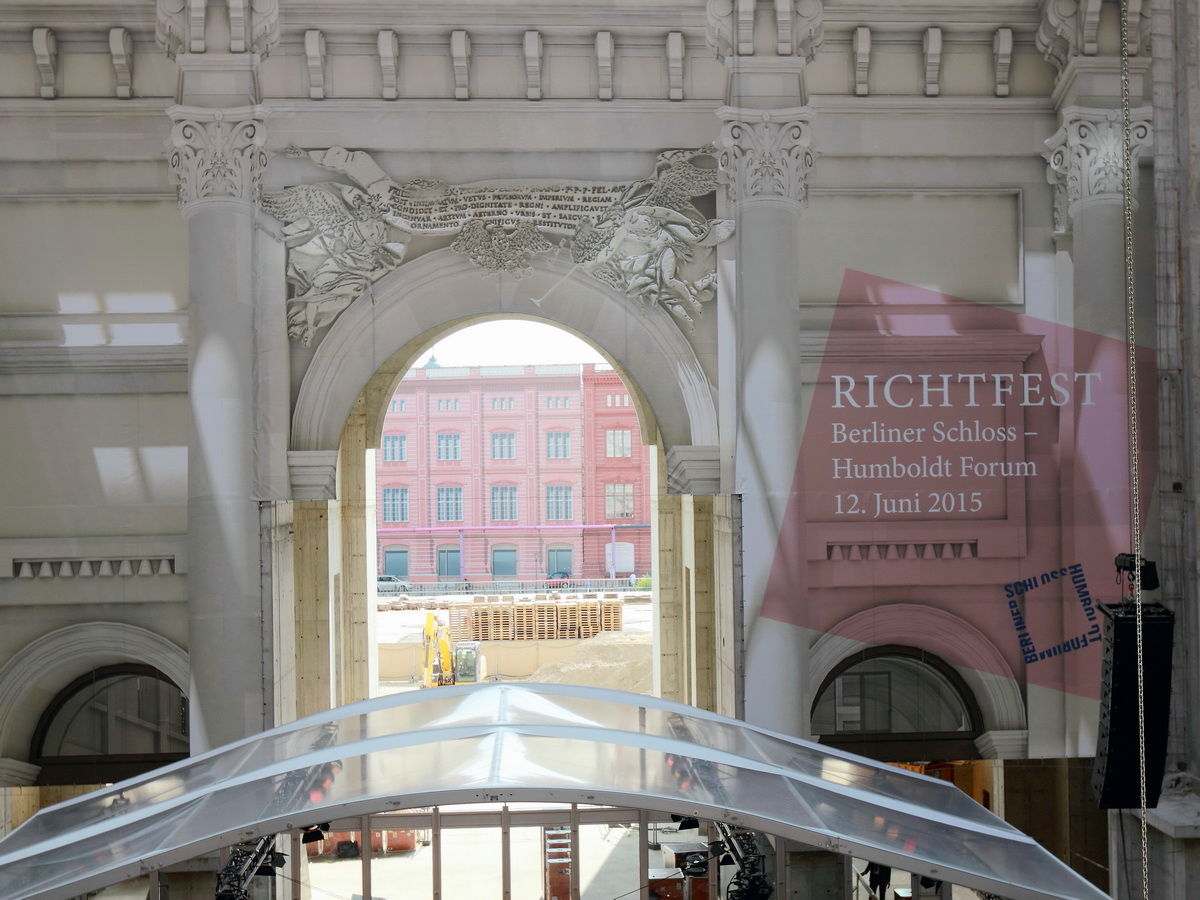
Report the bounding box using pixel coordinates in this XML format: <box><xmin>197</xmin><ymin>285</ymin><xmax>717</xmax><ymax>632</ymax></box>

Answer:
<box><xmin>0</xmin><ymin>683</ymin><xmax>1107</xmax><ymax>900</ymax></box>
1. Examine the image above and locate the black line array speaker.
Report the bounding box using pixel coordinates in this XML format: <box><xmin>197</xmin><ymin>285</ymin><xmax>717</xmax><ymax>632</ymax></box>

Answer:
<box><xmin>1092</xmin><ymin>602</ymin><xmax>1175</xmax><ymax>809</ymax></box>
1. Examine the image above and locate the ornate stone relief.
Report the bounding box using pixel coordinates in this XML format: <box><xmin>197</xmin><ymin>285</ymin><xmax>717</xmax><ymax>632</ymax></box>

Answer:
<box><xmin>706</xmin><ymin>0</ymin><xmax>824</xmax><ymax>61</ymax></box>
<box><xmin>1036</xmin><ymin>0</ymin><xmax>1149</xmax><ymax>70</ymax></box>
<box><xmin>261</xmin><ymin>147</ymin><xmax>734</xmax><ymax>345</ymax></box>
<box><xmin>1043</xmin><ymin>106</ymin><xmax>1152</xmax><ymax>232</ymax></box>
<box><xmin>166</xmin><ymin>107</ymin><xmax>271</xmax><ymax>208</ymax></box>
<box><xmin>157</xmin><ymin>0</ymin><xmax>280</xmax><ymax>59</ymax></box>
<box><xmin>716</xmin><ymin>108</ymin><xmax>818</xmax><ymax>207</ymax></box>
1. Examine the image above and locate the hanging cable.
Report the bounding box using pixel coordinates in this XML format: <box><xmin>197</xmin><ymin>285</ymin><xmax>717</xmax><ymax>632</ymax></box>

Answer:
<box><xmin>1118</xmin><ymin>1</ymin><xmax>1149</xmax><ymax>897</ymax></box>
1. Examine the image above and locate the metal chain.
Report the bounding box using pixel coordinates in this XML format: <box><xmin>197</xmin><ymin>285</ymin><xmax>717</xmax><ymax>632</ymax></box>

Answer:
<box><xmin>1118</xmin><ymin>2</ymin><xmax>1149</xmax><ymax>896</ymax></box>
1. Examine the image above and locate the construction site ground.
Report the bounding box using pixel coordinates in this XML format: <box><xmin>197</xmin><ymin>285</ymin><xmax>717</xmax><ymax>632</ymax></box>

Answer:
<box><xmin>378</xmin><ymin>593</ymin><xmax>654</xmax><ymax>694</ymax></box>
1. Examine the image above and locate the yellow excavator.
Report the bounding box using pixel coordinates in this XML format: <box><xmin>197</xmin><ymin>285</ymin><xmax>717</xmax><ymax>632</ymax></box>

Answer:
<box><xmin>421</xmin><ymin>612</ymin><xmax>485</xmax><ymax>687</ymax></box>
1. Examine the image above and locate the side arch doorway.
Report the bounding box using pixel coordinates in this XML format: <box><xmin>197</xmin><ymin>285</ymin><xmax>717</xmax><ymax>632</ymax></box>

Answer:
<box><xmin>275</xmin><ymin>250</ymin><xmax>740</xmax><ymax>724</ymax></box>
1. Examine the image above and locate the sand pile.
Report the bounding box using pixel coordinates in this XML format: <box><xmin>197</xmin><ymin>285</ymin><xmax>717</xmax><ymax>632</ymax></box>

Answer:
<box><xmin>526</xmin><ymin>630</ymin><xmax>653</xmax><ymax>694</ymax></box>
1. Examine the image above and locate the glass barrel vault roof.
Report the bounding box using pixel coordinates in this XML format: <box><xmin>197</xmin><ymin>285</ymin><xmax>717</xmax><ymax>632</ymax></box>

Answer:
<box><xmin>0</xmin><ymin>682</ymin><xmax>1108</xmax><ymax>900</ymax></box>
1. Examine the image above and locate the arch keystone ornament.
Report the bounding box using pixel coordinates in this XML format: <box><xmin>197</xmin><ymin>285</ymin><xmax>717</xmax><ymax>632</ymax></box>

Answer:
<box><xmin>260</xmin><ymin>147</ymin><xmax>733</xmax><ymax>344</ymax></box>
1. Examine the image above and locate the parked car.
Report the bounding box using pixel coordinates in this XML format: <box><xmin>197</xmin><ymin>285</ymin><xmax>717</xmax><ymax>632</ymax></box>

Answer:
<box><xmin>545</xmin><ymin>572</ymin><xmax>572</xmax><ymax>589</ymax></box>
<box><xmin>377</xmin><ymin>575</ymin><xmax>413</xmax><ymax>593</ymax></box>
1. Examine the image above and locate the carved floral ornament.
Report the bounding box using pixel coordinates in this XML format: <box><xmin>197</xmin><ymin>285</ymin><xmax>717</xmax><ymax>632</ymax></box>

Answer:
<box><xmin>1035</xmin><ymin>0</ymin><xmax>1150</xmax><ymax>70</ymax></box>
<box><xmin>156</xmin><ymin>0</ymin><xmax>280</xmax><ymax>59</ymax></box>
<box><xmin>716</xmin><ymin>108</ymin><xmax>818</xmax><ymax>207</ymax></box>
<box><xmin>166</xmin><ymin>107</ymin><xmax>271</xmax><ymax>207</ymax></box>
<box><xmin>1043</xmin><ymin>107</ymin><xmax>1152</xmax><ymax>232</ymax></box>
<box><xmin>706</xmin><ymin>0</ymin><xmax>825</xmax><ymax>62</ymax></box>
<box><xmin>260</xmin><ymin>148</ymin><xmax>734</xmax><ymax>345</ymax></box>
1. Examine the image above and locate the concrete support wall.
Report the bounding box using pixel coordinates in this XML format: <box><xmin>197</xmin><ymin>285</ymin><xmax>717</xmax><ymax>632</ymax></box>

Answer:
<box><xmin>293</xmin><ymin>500</ymin><xmax>335</xmax><ymax>717</ymax></box>
<box><xmin>339</xmin><ymin>401</ymin><xmax>376</xmax><ymax>705</ymax></box>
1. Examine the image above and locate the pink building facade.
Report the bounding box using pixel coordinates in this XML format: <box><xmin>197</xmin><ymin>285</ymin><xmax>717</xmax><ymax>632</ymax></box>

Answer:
<box><xmin>375</xmin><ymin>361</ymin><xmax>650</xmax><ymax>586</ymax></box>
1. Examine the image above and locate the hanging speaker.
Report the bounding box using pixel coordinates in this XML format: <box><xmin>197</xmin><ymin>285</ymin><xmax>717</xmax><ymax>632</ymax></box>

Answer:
<box><xmin>1092</xmin><ymin>602</ymin><xmax>1175</xmax><ymax>809</ymax></box>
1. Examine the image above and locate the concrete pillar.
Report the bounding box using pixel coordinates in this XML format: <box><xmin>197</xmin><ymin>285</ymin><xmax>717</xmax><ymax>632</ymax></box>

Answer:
<box><xmin>783</xmin><ymin>846</ymin><xmax>849</xmax><ymax>899</ymax></box>
<box><xmin>293</xmin><ymin>500</ymin><xmax>334</xmax><ymax>717</ymax></box>
<box><xmin>167</xmin><ymin>106</ymin><xmax>271</xmax><ymax>751</ymax></box>
<box><xmin>653</xmin><ymin>447</ymin><xmax>685</xmax><ymax>702</ymax></box>
<box><xmin>682</xmin><ymin>494</ymin><xmax>717</xmax><ymax>712</ymax></box>
<box><xmin>716</xmin><ymin>107</ymin><xmax>816</xmax><ymax>734</ymax></box>
<box><xmin>338</xmin><ymin>398</ymin><xmax>376</xmax><ymax>704</ymax></box>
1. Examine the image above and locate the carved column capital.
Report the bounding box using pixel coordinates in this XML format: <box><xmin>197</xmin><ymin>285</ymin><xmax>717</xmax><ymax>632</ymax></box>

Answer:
<box><xmin>716</xmin><ymin>107</ymin><xmax>818</xmax><ymax>208</ymax></box>
<box><xmin>1043</xmin><ymin>106</ymin><xmax>1151</xmax><ymax>232</ymax></box>
<box><xmin>166</xmin><ymin>105</ymin><xmax>271</xmax><ymax>211</ymax></box>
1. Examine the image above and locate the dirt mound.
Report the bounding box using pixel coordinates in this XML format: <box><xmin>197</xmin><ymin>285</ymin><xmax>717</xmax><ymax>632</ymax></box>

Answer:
<box><xmin>526</xmin><ymin>630</ymin><xmax>653</xmax><ymax>694</ymax></box>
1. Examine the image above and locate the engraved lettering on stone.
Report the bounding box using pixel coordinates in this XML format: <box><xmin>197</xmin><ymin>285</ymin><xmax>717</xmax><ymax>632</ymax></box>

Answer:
<box><xmin>262</xmin><ymin>146</ymin><xmax>733</xmax><ymax>343</ymax></box>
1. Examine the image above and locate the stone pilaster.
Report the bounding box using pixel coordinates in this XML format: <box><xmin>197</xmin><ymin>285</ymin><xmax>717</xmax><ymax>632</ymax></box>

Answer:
<box><xmin>714</xmin><ymin>104</ymin><xmax>816</xmax><ymax>736</ymax></box>
<box><xmin>168</xmin><ymin>104</ymin><xmax>272</xmax><ymax>752</ymax></box>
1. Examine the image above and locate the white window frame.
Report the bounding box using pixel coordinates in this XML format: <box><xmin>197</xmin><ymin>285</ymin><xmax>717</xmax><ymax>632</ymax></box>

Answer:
<box><xmin>437</xmin><ymin>433</ymin><xmax>462</xmax><ymax>461</ymax></box>
<box><xmin>491</xmin><ymin>485</ymin><xmax>518</xmax><ymax>521</ymax></box>
<box><xmin>382</xmin><ymin>487</ymin><xmax>408</xmax><ymax>523</ymax></box>
<box><xmin>546</xmin><ymin>485</ymin><xmax>573</xmax><ymax>521</ymax></box>
<box><xmin>605</xmin><ymin>429</ymin><xmax>632</xmax><ymax>458</ymax></box>
<box><xmin>546</xmin><ymin>431</ymin><xmax>571</xmax><ymax>459</ymax></box>
<box><xmin>436</xmin><ymin>486</ymin><xmax>463</xmax><ymax>522</ymax></box>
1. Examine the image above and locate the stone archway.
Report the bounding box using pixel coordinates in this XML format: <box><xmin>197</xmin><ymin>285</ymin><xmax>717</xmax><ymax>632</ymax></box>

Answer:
<box><xmin>290</xmin><ymin>249</ymin><xmax>718</xmax><ymax>470</ymax></box>
<box><xmin>0</xmin><ymin>623</ymin><xmax>189</xmax><ymax>783</ymax></box>
<box><xmin>808</xmin><ymin>604</ymin><xmax>1028</xmax><ymax>758</ymax></box>
<box><xmin>279</xmin><ymin>249</ymin><xmax>731</xmax><ymax>722</ymax></box>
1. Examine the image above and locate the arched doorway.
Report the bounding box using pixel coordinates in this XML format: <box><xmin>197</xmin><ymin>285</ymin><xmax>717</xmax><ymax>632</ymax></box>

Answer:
<box><xmin>30</xmin><ymin>664</ymin><xmax>188</xmax><ymax>786</ymax></box>
<box><xmin>279</xmin><ymin>251</ymin><xmax>734</xmax><ymax>723</ymax></box>
<box><xmin>810</xmin><ymin>645</ymin><xmax>984</xmax><ymax>762</ymax></box>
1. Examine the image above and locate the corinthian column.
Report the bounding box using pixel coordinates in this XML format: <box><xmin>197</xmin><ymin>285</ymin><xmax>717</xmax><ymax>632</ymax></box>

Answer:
<box><xmin>167</xmin><ymin>105</ymin><xmax>271</xmax><ymax>752</ymax></box>
<box><xmin>1040</xmin><ymin>105</ymin><xmax>1152</xmax><ymax>756</ymax></box>
<box><xmin>715</xmin><ymin>106</ymin><xmax>818</xmax><ymax>735</ymax></box>
<box><xmin>1045</xmin><ymin>107</ymin><xmax>1152</xmax><ymax>335</ymax></box>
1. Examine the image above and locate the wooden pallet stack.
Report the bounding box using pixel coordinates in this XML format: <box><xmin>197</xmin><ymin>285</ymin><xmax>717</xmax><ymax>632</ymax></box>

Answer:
<box><xmin>447</xmin><ymin>599</ymin><xmax>624</xmax><ymax>641</ymax></box>
<box><xmin>600</xmin><ymin>599</ymin><xmax>622</xmax><ymax>633</ymax></box>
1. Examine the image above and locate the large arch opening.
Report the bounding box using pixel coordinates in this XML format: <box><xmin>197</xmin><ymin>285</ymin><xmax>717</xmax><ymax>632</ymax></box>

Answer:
<box><xmin>281</xmin><ymin>250</ymin><xmax>735</xmax><ymax>723</ymax></box>
<box><xmin>368</xmin><ymin>318</ymin><xmax>657</xmax><ymax>696</ymax></box>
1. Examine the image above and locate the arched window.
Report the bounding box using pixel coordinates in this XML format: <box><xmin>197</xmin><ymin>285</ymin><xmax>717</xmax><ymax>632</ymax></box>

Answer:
<box><xmin>31</xmin><ymin>665</ymin><xmax>188</xmax><ymax>785</ymax></box>
<box><xmin>811</xmin><ymin>646</ymin><xmax>982</xmax><ymax>762</ymax></box>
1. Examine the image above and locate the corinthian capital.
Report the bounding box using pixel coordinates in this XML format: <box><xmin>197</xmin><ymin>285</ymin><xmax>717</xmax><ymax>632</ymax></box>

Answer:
<box><xmin>716</xmin><ymin>107</ymin><xmax>818</xmax><ymax>207</ymax></box>
<box><xmin>1043</xmin><ymin>106</ymin><xmax>1151</xmax><ymax>231</ymax></box>
<box><xmin>166</xmin><ymin>106</ymin><xmax>270</xmax><ymax>210</ymax></box>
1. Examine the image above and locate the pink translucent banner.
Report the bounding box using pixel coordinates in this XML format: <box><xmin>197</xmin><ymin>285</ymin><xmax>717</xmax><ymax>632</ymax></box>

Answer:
<box><xmin>762</xmin><ymin>270</ymin><xmax>1156</xmax><ymax>699</ymax></box>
